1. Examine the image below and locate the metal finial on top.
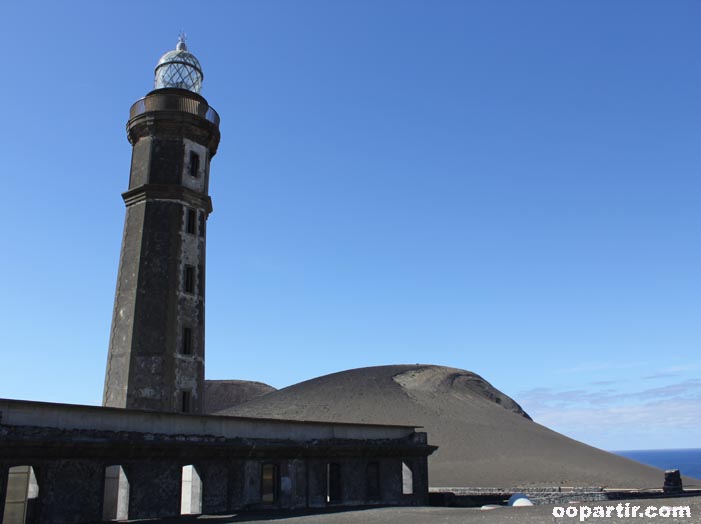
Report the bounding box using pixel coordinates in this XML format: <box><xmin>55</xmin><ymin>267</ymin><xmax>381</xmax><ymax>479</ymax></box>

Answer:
<box><xmin>177</xmin><ymin>31</ymin><xmax>187</xmax><ymax>51</ymax></box>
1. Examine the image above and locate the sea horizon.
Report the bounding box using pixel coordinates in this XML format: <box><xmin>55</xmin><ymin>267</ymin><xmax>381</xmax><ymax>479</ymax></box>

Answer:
<box><xmin>612</xmin><ymin>448</ymin><xmax>701</xmax><ymax>481</ymax></box>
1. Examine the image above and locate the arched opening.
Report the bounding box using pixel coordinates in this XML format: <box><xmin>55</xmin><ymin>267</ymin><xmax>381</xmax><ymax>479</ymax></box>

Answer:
<box><xmin>366</xmin><ymin>462</ymin><xmax>380</xmax><ymax>501</ymax></box>
<box><xmin>2</xmin><ymin>465</ymin><xmax>39</xmax><ymax>524</ymax></box>
<box><xmin>260</xmin><ymin>463</ymin><xmax>279</xmax><ymax>505</ymax></box>
<box><xmin>401</xmin><ymin>462</ymin><xmax>414</xmax><ymax>495</ymax></box>
<box><xmin>326</xmin><ymin>463</ymin><xmax>341</xmax><ymax>504</ymax></box>
<box><xmin>102</xmin><ymin>465</ymin><xmax>129</xmax><ymax>521</ymax></box>
<box><xmin>180</xmin><ymin>465</ymin><xmax>202</xmax><ymax>515</ymax></box>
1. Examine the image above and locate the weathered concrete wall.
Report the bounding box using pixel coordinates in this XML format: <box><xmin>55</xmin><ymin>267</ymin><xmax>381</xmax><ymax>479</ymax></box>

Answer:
<box><xmin>175</xmin><ymin>192</ymin><xmax>206</xmax><ymax>413</ymax></box>
<box><xmin>407</xmin><ymin>456</ymin><xmax>430</xmax><ymax>505</ymax></box>
<box><xmin>306</xmin><ymin>459</ymin><xmax>327</xmax><ymax>507</ymax></box>
<box><xmin>241</xmin><ymin>460</ymin><xmax>260</xmax><ymax>507</ymax></box>
<box><xmin>278</xmin><ymin>459</ymin><xmax>307</xmax><ymax>509</ymax></box>
<box><xmin>33</xmin><ymin>461</ymin><xmax>104</xmax><ymax>523</ymax></box>
<box><xmin>145</xmin><ymin>137</ymin><xmax>184</xmax><ymax>186</ymax></box>
<box><xmin>340</xmin><ymin>458</ymin><xmax>374</xmax><ymax>506</ymax></box>
<box><xmin>427</xmin><ymin>486</ymin><xmax>667</xmax><ymax>506</ymax></box>
<box><xmin>0</xmin><ymin>411</ymin><xmax>435</xmax><ymax>523</ymax></box>
<box><xmin>128</xmin><ymin>137</ymin><xmax>151</xmax><ymax>188</ymax></box>
<box><xmin>1</xmin><ymin>458</ymin><xmax>431</xmax><ymax>522</ymax></box>
<box><xmin>0</xmin><ymin>464</ymin><xmax>7</xmax><ymax>524</ymax></box>
<box><xmin>103</xmin><ymin>200</ymin><xmax>143</xmax><ymax>410</ymax></box>
<box><xmin>0</xmin><ymin>398</ymin><xmax>417</xmax><ymax>441</ymax></box>
<box><xmin>125</xmin><ymin>462</ymin><xmax>181</xmax><ymax>519</ymax></box>
<box><xmin>182</xmin><ymin>139</ymin><xmax>208</xmax><ymax>193</ymax></box>
<box><xmin>199</xmin><ymin>462</ymin><xmax>228</xmax><ymax>514</ymax></box>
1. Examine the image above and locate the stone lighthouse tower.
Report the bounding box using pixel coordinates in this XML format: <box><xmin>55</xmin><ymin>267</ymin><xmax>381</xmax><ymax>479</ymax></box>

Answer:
<box><xmin>103</xmin><ymin>36</ymin><xmax>220</xmax><ymax>414</ymax></box>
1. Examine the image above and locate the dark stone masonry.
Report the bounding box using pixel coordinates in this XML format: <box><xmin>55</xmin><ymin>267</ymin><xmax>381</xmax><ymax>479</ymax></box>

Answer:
<box><xmin>664</xmin><ymin>469</ymin><xmax>683</xmax><ymax>494</ymax></box>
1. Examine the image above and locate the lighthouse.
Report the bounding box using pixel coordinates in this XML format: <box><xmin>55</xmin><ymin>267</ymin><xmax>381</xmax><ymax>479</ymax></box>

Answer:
<box><xmin>103</xmin><ymin>35</ymin><xmax>220</xmax><ymax>414</ymax></box>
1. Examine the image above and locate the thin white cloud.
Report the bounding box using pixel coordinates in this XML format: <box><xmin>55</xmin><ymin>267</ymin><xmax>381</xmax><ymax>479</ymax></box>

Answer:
<box><xmin>519</xmin><ymin>387</ymin><xmax>619</xmax><ymax>408</ymax></box>
<box><xmin>643</xmin><ymin>364</ymin><xmax>701</xmax><ymax>380</ymax></box>
<box><xmin>533</xmin><ymin>399</ymin><xmax>701</xmax><ymax>430</ymax></box>
<box><xmin>555</xmin><ymin>361</ymin><xmax>648</xmax><ymax>374</ymax></box>
<box><xmin>658</xmin><ymin>364</ymin><xmax>701</xmax><ymax>374</ymax></box>
<box><xmin>643</xmin><ymin>372</ymin><xmax>679</xmax><ymax>380</ymax></box>
<box><xmin>520</xmin><ymin>379</ymin><xmax>701</xmax><ymax>410</ymax></box>
<box><xmin>519</xmin><ymin>380</ymin><xmax>701</xmax><ymax>449</ymax></box>
<box><xmin>637</xmin><ymin>379</ymin><xmax>701</xmax><ymax>399</ymax></box>
<box><xmin>528</xmin><ymin>398</ymin><xmax>701</xmax><ymax>450</ymax></box>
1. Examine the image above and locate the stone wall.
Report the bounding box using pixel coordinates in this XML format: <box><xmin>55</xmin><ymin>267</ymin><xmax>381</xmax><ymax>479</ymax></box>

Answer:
<box><xmin>0</xmin><ymin>398</ymin><xmax>415</xmax><ymax>441</ymax></box>
<box><xmin>428</xmin><ymin>485</ymin><xmax>701</xmax><ymax>507</ymax></box>
<box><xmin>0</xmin><ymin>404</ymin><xmax>435</xmax><ymax>523</ymax></box>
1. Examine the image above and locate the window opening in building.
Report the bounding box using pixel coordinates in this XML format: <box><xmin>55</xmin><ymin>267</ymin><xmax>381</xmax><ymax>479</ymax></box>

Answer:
<box><xmin>402</xmin><ymin>462</ymin><xmax>414</xmax><ymax>495</ymax></box>
<box><xmin>326</xmin><ymin>463</ymin><xmax>342</xmax><ymax>504</ymax></box>
<box><xmin>366</xmin><ymin>462</ymin><xmax>380</xmax><ymax>500</ymax></box>
<box><xmin>186</xmin><ymin>208</ymin><xmax>196</xmax><ymax>234</ymax></box>
<box><xmin>180</xmin><ymin>465</ymin><xmax>202</xmax><ymax>515</ymax></box>
<box><xmin>189</xmin><ymin>151</ymin><xmax>200</xmax><ymax>178</ymax></box>
<box><xmin>184</xmin><ymin>266</ymin><xmax>195</xmax><ymax>294</ymax></box>
<box><xmin>198</xmin><ymin>212</ymin><xmax>205</xmax><ymax>238</ymax></box>
<box><xmin>102</xmin><ymin>465</ymin><xmax>129</xmax><ymax>521</ymax></box>
<box><xmin>261</xmin><ymin>464</ymin><xmax>279</xmax><ymax>505</ymax></box>
<box><xmin>198</xmin><ymin>264</ymin><xmax>204</xmax><ymax>297</ymax></box>
<box><xmin>3</xmin><ymin>465</ymin><xmax>39</xmax><ymax>524</ymax></box>
<box><xmin>182</xmin><ymin>327</ymin><xmax>192</xmax><ymax>355</ymax></box>
<box><xmin>181</xmin><ymin>390</ymin><xmax>192</xmax><ymax>413</ymax></box>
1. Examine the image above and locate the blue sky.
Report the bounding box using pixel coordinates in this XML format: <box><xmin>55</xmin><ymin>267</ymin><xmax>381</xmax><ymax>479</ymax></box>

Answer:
<box><xmin>1</xmin><ymin>0</ymin><xmax>699</xmax><ymax>451</ymax></box>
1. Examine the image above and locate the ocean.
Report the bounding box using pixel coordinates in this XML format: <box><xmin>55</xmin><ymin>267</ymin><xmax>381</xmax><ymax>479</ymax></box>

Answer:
<box><xmin>613</xmin><ymin>448</ymin><xmax>701</xmax><ymax>482</ymax></box>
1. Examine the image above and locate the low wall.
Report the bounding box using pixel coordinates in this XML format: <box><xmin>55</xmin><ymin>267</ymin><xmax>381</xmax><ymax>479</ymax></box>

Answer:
<box><xmin>0</xmin><ymin>398</ymin><xmax>416</xmax><ymax>441</ymax></box>
<box><xmin>429</xmin><ymin>486</ymin><xmax>701</xmax><ymax>507</ymax></box>
<box><xmin>0</xmin><ymin>399</ymin><xmax>436</xmax><ymax>523</ymax></box>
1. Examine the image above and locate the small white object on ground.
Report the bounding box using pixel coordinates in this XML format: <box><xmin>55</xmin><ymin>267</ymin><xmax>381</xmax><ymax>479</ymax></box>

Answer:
<box><xmin>508</xmin><ymin>493</ymin><xmax>534</xmax><ymax>507</ymax></box>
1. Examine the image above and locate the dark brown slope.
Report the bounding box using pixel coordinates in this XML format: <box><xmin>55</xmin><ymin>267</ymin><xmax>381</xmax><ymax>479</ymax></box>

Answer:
<box><xmin>218</xmin><ymin>365</ymin><xmax>665</xmax><ymax>488</ymax></box>
<box><xmin>204</xmin><ymin>379</ymin><xmax>276</xmax><ymax>414</ymax></box>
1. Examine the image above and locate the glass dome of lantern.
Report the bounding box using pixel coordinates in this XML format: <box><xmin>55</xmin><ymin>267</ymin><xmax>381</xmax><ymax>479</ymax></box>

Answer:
<box><xmin>154</xmin><ymin>33</ymin><xmax>203</xmax><ymax>94</ymax></box>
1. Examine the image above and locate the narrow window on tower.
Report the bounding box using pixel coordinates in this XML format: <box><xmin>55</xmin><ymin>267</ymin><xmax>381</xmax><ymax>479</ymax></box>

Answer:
<box><xmin>184</xmin><ymin>266</ymin><xmax>195</xmax><ymax>294</ymax></box>
<box><xmin>182</xmin><ymin>327</ymin><xmax>193</xmax><ymax>355</ymax></box>
<box><xmin>189</xmin><ymin>151</ymin><xmax>200</xmax><ymax>178</ymax></box>
<box><xmin>198</xmin><ymin>264</ymin><xmax>205</xmax><ymax>298</ymax></box>
<box><xmin>181</xmin><ymin>390</ymin><xmax>192</xmax><ymax>413</ymax></box>
<box><xmin>186</xmin><ymin>208</ymin><xmax>196</xmax><ymax>234</ymax></box>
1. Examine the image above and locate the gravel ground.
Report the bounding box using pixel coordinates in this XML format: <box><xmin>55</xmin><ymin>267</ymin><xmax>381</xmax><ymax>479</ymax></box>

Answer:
<box><xmin>122</xmin><ymin>496</ymin><xmax>701</xmax><ymax>524</ymax></box>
